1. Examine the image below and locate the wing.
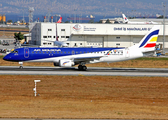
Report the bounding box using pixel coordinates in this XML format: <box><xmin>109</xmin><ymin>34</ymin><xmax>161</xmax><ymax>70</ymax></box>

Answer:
<box><xmin>42</xmin><ymin>39</ymin><xmax>69</xmax><ymax>47</ymax></box>
<box><xmin>73</xmin><ymin>56</ymin><xmax>104</xmax><ymax>64</ymax></box>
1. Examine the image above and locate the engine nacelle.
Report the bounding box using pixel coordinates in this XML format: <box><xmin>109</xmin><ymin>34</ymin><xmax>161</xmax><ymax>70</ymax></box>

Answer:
<box><xmin>59</xmin><ymin>59</ymin><xmax>74</xmax><ymax>67</ymax></box>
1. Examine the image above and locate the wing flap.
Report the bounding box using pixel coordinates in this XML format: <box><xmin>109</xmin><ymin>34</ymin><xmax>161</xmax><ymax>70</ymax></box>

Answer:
<box><xmin>73</xmin><ymin>56</ymin><xmax>103</xmax><ymax>62</ymax></box>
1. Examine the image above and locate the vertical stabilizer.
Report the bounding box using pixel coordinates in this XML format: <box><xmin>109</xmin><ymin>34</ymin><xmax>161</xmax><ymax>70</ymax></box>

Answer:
<box><xmin>122</xmin><ymin>14</ymin><xmax>129</xmax><ymax>23</ymax></box>
<box><xmin>133</xmin><ymin>25</ymin><xmax>160</xmax><ymax>52</ymax></box>
<box><xmin>57</xmin><ymin>17</ymin><xmax>62</xmax><ymax>23</ymax></box>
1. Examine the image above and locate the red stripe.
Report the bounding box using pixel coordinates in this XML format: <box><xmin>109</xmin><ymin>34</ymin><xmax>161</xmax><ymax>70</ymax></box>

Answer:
<box><xmin>144</xmin><ymin>43</ymin><xmax>156</xmax><ymax>48</ymax></box>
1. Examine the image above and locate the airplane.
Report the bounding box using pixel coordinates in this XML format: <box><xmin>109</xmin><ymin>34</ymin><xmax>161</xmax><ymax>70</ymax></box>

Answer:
<box><xmin>3</xmin><ymin>25</ymin><xmax>160</xmax><ymax>70</ymax></box>
<box><xmin>53</xmin><ymin>40</ymin><xmax>68</xmax><ymax>47</ymax></box>
<box><xmin>42</xmin><ymin>16</ymin><xmax>67</xmax><ymax>47</ymax></box>
<box><xmin>122</xmin><ymin>14</ymin><xmax>158</xmax><ymax>24</ymax></box>
<box><xmin>42</xmin><ymin>39</ymin><xmax>69</xmax><ymax>47</ymax></box>
<box><xmin>57</xmin><ymin>17</ymin><xmax>62</xmax><ymax>23</ymax></box>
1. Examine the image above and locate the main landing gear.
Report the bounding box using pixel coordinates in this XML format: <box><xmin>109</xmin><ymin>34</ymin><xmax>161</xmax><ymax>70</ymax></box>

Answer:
<box><xmin>78</xmin><ymin>65</ymin><xmax>87</xmax><ymax>71</ymax></box>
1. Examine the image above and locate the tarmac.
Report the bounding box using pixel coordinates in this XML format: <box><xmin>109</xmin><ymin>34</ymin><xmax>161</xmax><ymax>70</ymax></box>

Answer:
<box><xmin>0</xmin><ymin>66</ymin><xmax>168</xmax><ymax>76</ymax></box>
<box><xmin>0</xmin><ymin>118</ymin><xmax>140</xmax><ymax>120</ymax></box>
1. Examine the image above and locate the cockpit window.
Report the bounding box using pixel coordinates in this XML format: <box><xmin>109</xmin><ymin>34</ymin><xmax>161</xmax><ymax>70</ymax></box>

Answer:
<box><xmin>12</xmin><ymin>50</ymin><xmax>18</xmax><ymax>53</ymax></box>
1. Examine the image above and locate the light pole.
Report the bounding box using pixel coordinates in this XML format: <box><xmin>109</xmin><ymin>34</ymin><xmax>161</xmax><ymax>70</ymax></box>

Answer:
<box><xmin>162</xmin><ymin>2</ymin><xmax>166</xmax><ymax>54</ymax></box>
<box><xmin>74</xmin><ymin>9</ymin><xmax>76</xmax><ymax>23</ymax></box>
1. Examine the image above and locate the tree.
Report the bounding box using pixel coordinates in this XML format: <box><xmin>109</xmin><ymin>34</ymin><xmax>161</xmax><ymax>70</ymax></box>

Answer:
<box><xmin>105</xmin><ymin>19</ymin><xmax>111</xmax><ymax>23</ymax></box>
<box><xmin>97</xmin><ymin>20</ymin><xmax>103</xmax><ymax>23</ymax></box>
<box><xmin>7</xmin><ymin>20</ymin><xmax>13</xmax><ymax>23</ymax></box>
<box><xmin>65</xmin><ymin>21</ymin><xmax>70</xmax><ymax>23</ymax></box>
<box><xmin>88</xmin><ymin>19</ymin><xmax>94</xmax><ymax>23</ymax></box>
<box><xmin>157</xmin><ymin>15</ymin><xmax>164</xmax><ymax>19</ymax></box>
<box><xmin>14</xmin><ymin>32</ymin><xmax>24</xmax><ymax>42</ymax></box>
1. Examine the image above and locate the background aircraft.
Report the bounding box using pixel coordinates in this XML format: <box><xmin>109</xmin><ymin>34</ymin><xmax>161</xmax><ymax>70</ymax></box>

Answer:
<box><xmin>57</xmin><ymin>17</ymin><xmax>62</xmax><ymax>23</ymax></box>
<box><xmin>122</xmin><ymin>14</ymin><xmax>158</xmax><ymax>24</ymax></box>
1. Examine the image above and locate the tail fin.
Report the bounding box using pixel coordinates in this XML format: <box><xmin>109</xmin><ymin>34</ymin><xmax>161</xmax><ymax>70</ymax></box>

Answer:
<box><xmin>137</xmin><ymin>25</ymin><xmax>160</xmax><ymax>52</ymax></box>
<box><xmin>57</xmin><ymin>17</ymin><xmax>62</xmax><ymax>23</ymax></box>
<box><xmin>122</xmin><ymin>14</ymin><xmax>129</xmax><ymax>23</ymax></box>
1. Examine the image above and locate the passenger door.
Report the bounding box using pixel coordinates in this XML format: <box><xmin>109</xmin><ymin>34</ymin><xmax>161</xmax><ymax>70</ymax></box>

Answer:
<box><xmin>24</xmin><ymin>48</ymin><xmax>29</xmax><ymax>58</ymax></box>
<box><xmin>125</xmin><ymin>48</ymin><xmax>130</xmax><ymax>58</ymax></box>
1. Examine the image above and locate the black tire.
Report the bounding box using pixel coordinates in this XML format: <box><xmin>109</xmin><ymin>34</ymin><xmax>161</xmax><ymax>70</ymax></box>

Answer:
<box><xmin>82</xmin><ymin>66</ymin><xmax>87</xmax><ymax>71</ymax></box>
<box><xmin>19</xmin><ymin>66</ymin><xmax>23</xmax><ymax>69</ymax></box>
<box><xmin>78</xmin><ymin>65</ymin><xmax>83</xmax><ymax>70</ymax></box>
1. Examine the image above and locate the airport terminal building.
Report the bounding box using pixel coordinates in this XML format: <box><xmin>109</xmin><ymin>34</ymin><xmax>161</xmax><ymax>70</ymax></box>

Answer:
<box><xmin>30</xmin><ymin>22</ymin><xmax>168</xmax><ymax>48</ymax></box>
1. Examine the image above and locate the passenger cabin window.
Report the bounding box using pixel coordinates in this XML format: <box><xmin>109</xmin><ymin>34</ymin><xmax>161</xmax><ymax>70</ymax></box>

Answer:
<box><xmin>43</xmin><ymin>36</ymin><xmax>47</xmax><ymax>38</ymax></box>
<box><xmin>48</xmin><ymin>29</ymin><xmax>52</xmax><ymax>31</ymax></box>
<box><xmin>61</xmin><ymin>29</ymin><xmax>65</xmax><ymax>31</ymax></box>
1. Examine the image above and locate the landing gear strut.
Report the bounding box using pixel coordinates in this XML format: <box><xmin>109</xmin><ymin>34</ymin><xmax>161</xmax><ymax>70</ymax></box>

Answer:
<box><xmin>78</xmin><ymin>65</ymin><xmax>87</xmax><ymax>71</ymax></box>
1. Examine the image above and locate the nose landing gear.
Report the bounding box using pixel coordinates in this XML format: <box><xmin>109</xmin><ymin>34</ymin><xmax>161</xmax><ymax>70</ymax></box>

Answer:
<box><xmin>19</xmin><ymin>62</ymin><xmax>23</xmax><ymax>69</ymax></box>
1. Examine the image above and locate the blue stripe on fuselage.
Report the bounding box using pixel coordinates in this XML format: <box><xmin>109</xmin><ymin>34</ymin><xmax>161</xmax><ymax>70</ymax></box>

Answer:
<box><xmin>5</xmin><ymin>47</ymin><xmax>124</xmax><ymax>61</ymax></box>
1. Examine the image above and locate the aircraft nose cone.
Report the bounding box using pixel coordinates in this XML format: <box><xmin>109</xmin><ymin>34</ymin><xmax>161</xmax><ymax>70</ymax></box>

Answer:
<box><xmin>3</xmin><ymin>55</ymin><xmax>10</xmax><ymax>61</ymax></box>
<box><xmin>3</xmin><ymin>56</ymin><xmax>8</xmax><ymax>61</ymax></box>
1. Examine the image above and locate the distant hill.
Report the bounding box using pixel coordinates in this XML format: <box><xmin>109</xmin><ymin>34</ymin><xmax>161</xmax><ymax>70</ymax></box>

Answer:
<box><xmin>0</xmin><ymin>0</ymin><xmax>167</xmax><ymax>16</ymax></box>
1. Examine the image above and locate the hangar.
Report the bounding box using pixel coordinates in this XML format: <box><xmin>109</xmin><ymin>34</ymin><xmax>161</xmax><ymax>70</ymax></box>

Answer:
<box><xmin>30</xmin><ymin>22</ymin><xmax>168</xmax><ymax>48</ymax></box>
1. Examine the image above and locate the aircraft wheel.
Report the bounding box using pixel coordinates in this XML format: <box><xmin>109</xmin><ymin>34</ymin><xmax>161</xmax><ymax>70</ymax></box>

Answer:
<box><xmin>78</xmin><ymin>65</ymin><xmax>87</xmax><ymax>71</ymax></box>
<box><xmin>19</xmin><ymin>66</ymin><xmax>23</xmax><ymax>69</ymax></box>
<box><xmin>78</xmin><ymin>65</ymin><xmax>83</xmax><ymax>70</ymax></box>
<box><xmin>82</xmin><ymin>66</ymin><xmax>87</xmax><ymax>71</ymax></box>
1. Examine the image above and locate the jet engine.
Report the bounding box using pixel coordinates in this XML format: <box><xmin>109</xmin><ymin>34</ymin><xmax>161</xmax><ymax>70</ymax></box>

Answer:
<box><xmin>59</xmin><ymin>59</ymin><xmax>74</xmax><ymax>67</ymax></box>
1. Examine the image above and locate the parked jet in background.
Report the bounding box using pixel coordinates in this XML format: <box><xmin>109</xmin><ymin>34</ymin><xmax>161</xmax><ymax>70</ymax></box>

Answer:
<box><xmin>122</xmin><ymin>14</ymin><xmax>158</xmax><ymax>24</ymax></box>
<box><xmin>43</xmin><ymin>39</ymin><xmax>69</xmax><ymax>47</ymax></box>
<box><xmin>3</xmin><ymin>25</ymin><xmax>160</xmax><ymax>70</ymax></box>
<box><xmin>57</xmin><ymin>17</ymin><xmax>62</xmax><ymax>23</ymax></box>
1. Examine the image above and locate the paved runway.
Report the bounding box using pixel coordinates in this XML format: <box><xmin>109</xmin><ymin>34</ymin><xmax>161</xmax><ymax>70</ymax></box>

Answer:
<box><xmin>0</xmin><ymin>66</ymin><xmax>168</xmax><ymax>76</ymax></box>
<box><xmin>0</xmin><ymin>119</ymin><xmax>136</xmax><ymax>120</ymax></box>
